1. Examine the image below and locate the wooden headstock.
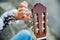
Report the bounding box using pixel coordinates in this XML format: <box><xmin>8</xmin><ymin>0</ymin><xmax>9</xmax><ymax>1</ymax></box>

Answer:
<box><xmin>31</xmin><ymin>3</ymin><xmax>47</xmax><ymax>39</ymax></box>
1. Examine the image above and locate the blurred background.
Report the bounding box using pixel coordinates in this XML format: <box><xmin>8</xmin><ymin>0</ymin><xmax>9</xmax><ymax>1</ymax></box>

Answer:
<box><xmin>0</xmin><ymin>0</ymin><xmax>60</xmax><ymax>40</ymax></box>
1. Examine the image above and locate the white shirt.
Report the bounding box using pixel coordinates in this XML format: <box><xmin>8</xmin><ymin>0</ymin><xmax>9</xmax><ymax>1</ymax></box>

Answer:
<box><xmin>0</xmin><ymin>9</ymin><xmax>27</xmax><ymax>31</ymax></box>
<box><xmin>0</xmin><ymin>18</ymin><xmax>4</xmax><ymax>30</ymax></box>
<box><xmin>0</xmin><ymin>9</ymin><xmax>17</xmax><ymax>30</ymax></box>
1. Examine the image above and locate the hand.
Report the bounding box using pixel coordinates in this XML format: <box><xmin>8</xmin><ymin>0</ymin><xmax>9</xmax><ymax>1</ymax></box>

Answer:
<box><xmin>14</xmin><ymin>1</ymin><xmax>31</xmax><ymax>21</ymax></box>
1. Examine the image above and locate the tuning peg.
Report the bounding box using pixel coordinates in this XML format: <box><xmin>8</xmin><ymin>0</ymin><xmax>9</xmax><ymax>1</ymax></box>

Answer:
<box><xmin>46</xmin><ymin>13</ymin><xmax>48</xmax><ymax>16</ymax></box>
<box><xmin>42</xmin><ymin>21</ymin><xmax>44</xmax><ymax>23</ymax></box>
<box><xmin>42</xmin><ymin>27</ymin><xmax>45</xmax><ymax>32</ymax></box>
<box><xmin>46</xmin><ymin>19</ymin><xmax>48</xmax><ymax>22</ymax></box>
<box><xmin>36</xmin><ymin>28</ymin><xmax>39</xmax><ymax>33</ymax></box>
<box><xmin>42</xmin><ymin>13</ymin><xmax>44</xmax><ymax>17</ymax></box>
<box><xmin>36</xmin><ymin>22</ymin><xmax>38</xmax><ymax>24</ymax></box>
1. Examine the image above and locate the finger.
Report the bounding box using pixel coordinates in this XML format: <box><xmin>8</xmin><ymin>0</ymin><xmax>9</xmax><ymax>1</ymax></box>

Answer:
<box><xmin>18</xmin><ymin>7</ymin><xmax>28</xmax><ymax>12</ymax></box>
<box><xmin>26</xmin><ymin>10</ymin><xmax>31</xmax><ymax>16</ymax></box>
<box><xmin>14</xmin><ymin>13</ymin><xmax>19</xmax><ymax>19</ymax></box>
<box><xmin>17</xmin><ymin>10</ymin><xmax>30</xmax><ymax>15</ymax></box>
<box><xmin>22</xmin><ymin>15</ymin><xmax>29</xmax><ymax>21</ymax></box>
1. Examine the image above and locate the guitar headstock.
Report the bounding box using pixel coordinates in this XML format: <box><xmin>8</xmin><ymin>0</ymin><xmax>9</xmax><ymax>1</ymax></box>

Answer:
<box><xmin>31</xmin><ymin>3</ymin><xmax>48</xmax><ymax>39</ymax></box>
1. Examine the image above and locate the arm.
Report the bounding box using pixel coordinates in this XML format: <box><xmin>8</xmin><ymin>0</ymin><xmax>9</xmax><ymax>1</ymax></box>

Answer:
<box><xmin>0</xmin><ymin>1</ymin><xmax>31</xmax><ymax>31</ymax></box>
<box><xmin>0</xmin><ymin>18</ymin><xmax>4</xmax><ymax>31</ymax></box>
<box><xmin>0</xmin><ymin>9</ymin><xmax>17</xmax><ymax>31</ymax></box>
